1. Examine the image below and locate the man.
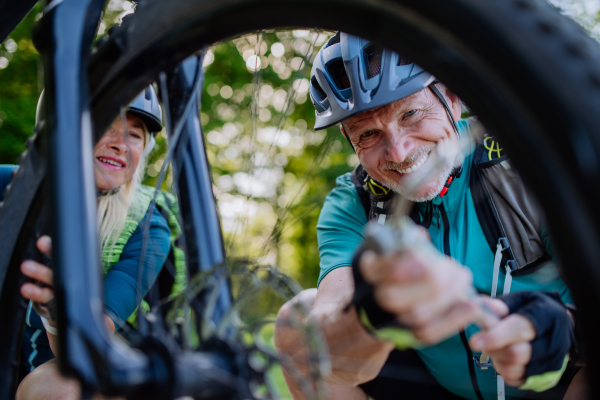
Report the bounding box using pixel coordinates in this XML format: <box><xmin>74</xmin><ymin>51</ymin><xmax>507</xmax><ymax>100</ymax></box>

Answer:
<box><xmin>275</xmin><ymin>33</ymin><xmax>586</xmax><ymax>400</ymax></box>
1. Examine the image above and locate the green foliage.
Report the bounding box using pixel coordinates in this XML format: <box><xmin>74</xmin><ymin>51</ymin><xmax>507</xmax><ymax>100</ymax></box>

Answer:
<box><xmin>0</xmin><ymin>5</ymin><xmax>42</xmax><ymax>164</ymax></box>
<box><xmin>189</xmin><ymin>31</ymin><xmax>355</xmax><ymax>288</ymax></box>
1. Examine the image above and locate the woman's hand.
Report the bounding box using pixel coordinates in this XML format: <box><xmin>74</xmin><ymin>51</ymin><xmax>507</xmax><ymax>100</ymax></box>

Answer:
<box><xmin>20</xmin><ymin>235</ymin><xmax>116</xmax><ymax>335</ymax></box>
<box><xmin>20</xmin><ymin>236</ymin><xmax>55</xmax><ymax>309</ymax></box>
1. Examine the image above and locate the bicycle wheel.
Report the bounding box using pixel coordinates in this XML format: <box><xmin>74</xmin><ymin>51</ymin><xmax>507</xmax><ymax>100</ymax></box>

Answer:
<box><xmin>0</xmin><ymin>132</ymin><xmax>48</xmax><ymax>397</ymax></box>
<box><xmin>1</xmin><ymin>0</ymin><xmax>599</xmax><ymax>398</ymax></box>
<box><xmin>87</xmin><ymin>0</ymin><xmax>600</xmax><ymax>391</ymax></box>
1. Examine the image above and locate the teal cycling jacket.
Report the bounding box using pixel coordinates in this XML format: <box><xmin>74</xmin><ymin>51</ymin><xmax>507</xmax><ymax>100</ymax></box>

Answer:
<box><xmin>316</xmin><ymin>120</ymin><xmax>572</xmax><ymax>400</ymax></box>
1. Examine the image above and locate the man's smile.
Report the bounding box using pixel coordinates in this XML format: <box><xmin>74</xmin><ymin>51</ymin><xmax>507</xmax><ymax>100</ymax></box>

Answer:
<box><xmin>385</xmin><ymin>151</ymin><xmax>432</xmax><ymax>176</ymax></box>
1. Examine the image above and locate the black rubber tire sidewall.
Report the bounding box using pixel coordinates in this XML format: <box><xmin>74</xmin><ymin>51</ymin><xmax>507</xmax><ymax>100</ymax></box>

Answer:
<box><xmin>84</xmin><ymin>0</ymin><xmax>600</xmax><ymax>396</ymax></box>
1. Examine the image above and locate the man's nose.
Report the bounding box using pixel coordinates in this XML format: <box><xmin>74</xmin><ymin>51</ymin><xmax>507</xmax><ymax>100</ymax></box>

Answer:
<box><xmin>384</xmin><ymin>130</ymin><xmax>415</xmax><ymax>163</ymax></box>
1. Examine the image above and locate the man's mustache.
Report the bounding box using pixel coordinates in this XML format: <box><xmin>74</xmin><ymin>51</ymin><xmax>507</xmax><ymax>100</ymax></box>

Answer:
<box><xmin>380</xmin><ymin>144</ymin><xmax>436</xmax><ymax>171</ymax></box>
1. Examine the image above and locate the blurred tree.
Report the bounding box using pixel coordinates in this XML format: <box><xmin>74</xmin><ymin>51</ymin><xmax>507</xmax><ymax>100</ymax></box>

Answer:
<box><xmin>0</xmin><ymin>5</ymin><xmax>41</xmax><ymax>164</ymax></box>
<box><xmin>549</xmin><ymin>0</ymin><xmax>600</xmax><ymax>40</ymax></box>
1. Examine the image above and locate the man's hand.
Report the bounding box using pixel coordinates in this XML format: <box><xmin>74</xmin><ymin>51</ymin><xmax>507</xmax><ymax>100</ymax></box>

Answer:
<box><xmin>470</xmin><ymin>292</ymin><xmax>575</xmax><ymax>391</ymax></box>
<box><xmin>310</xmin><ymin>300</ymin><xmax>395</xmax><ymax>386</ymax></box>
<box><xmin>469</xmin><ymin>298</ymin><xmax>535</xmax><ymax>386</ymax></box>
<box><xmin>275</xmin><ymin>269</ymin><xmax>393</xmax><ymax>399</ymax></box>
<box><xmin>359</xmin><ymin>230</ymin><xmax>478</xmax><ymax>345</ymax></box>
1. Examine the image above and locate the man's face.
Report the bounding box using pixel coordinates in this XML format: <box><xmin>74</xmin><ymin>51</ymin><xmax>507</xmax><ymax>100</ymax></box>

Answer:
<box><xmin>343</xmin><ymin>86</ymin><xmax>461</xmax><ymax>202</ymax></box>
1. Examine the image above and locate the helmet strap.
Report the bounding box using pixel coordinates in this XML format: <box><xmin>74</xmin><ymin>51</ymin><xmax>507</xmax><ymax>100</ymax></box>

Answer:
<box><xmin>429</xmin><ymin>83</ymin><xmax>463</xmax><ymax>196</ymax></box>
<box><xmin>429</xmin><ymin>83</ymin><xmax>460</xmax><ymax>138</ymax></box>
<box><xmin>340</xmin><ymin>124</ymin><xmax>356</xmax><ymax>152</ymax></box>
<box><xmin>142</xmin><ymin>134</ymin><xmax>156</xmax><ymax>158</ymax></box>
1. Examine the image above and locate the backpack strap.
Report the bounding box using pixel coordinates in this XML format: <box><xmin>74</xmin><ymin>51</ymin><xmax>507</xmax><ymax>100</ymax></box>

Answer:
<box><xmin>470</xmin><ymin>136</ymin><xmax>550</xmax><ymax>281</ymax></box>
<box><xmin>470</xmin><ymin>141</ymin><xmax>516</xmax><ymax>266</ymax></box>
<box><xmin>351</xmin><ymin>164</ymin><xmax>371</xmax><ymax>220</ymax></box>
<box><xmin>350</xmin><ymin>164</ymin><xmax>423</xmax><ymax>225</ymax></box>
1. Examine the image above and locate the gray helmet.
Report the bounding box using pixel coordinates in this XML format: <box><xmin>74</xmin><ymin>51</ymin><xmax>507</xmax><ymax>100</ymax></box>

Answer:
<box><xmin>35</xmin><ymin>86</ymin><xmax>163</xmax><ymax>134</ymax></box>
<box><xmin>126</xmin><ymin>86</ymin><xmax>163</xmax><ymax>134</ymax></box>
<box><xmin>310</xmin><ymin>32</ymin><xmax>435</xmax><ymax>130</ymax></box>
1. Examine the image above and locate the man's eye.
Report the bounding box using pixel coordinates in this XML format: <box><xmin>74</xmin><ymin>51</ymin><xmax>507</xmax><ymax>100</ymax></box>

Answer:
<box><xmin>362</xmin><ymin>130</ymin><xmax>375</xmax><ymax>138</ymax></box>
<box><xmin>405</xmin><ymin>110</ymin><xmax>417</xmax><ymax>117</ymax></box>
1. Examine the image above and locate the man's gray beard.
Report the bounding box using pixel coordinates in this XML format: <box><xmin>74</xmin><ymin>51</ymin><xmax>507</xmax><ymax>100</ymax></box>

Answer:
<box><xmin>380</xmin><ymin>159</ymin><xmax>455</xmax><ymax>202</ymax></box>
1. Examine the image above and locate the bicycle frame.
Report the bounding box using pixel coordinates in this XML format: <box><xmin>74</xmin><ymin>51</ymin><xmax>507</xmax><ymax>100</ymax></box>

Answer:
<box><xmin>0</xmin><ymin>0</ymin><xmax>39</xmax><ymax>44</ymax></box>
<box><xmin>2</xmin><ymin>0</ymin><xmax>236</xmax><ymax>397</ymax></box>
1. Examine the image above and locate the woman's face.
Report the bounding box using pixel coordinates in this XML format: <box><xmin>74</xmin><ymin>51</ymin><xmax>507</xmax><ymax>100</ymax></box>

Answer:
<box><xmin>93</xmin><ymin>113</ymin><xmax>147</xmax><ymax>191</ymax></box>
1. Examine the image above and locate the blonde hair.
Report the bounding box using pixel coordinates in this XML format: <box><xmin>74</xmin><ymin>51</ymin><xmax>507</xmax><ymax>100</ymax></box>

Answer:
<box><xmin>97</xmin><ymin>129</ymin><xmax>151</xmax><ymax>256</ymax></box>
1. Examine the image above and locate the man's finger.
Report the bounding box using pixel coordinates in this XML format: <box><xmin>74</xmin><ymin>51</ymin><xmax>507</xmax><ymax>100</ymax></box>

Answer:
<box><xmin>20</xmin><ymin>283</ymin><xmax>54</xmax><ymax>303</ymax></box>
<box><xmin>374</xmin><ymin>281</ymin><xmax>436</xmax><ymax>314</ymax></box>
<box><xmin>399</xmin><ymin>267</ymin><xmax>473</xmax><ymax>328</ymax></box>
<box><xmin>479</xmin><ymin>296</ymin><xmax>509</xmax><ymax>317</ymax></box>
<box><xmin>359</xmin><ymin>250</ymin><xmax>390</xmax><ymax>283</ymax></box>
<box><xmin>487</xmin><ymin>342</ymin><xmax>531</xmax><ymax>366</ymax></box>
<box><xmin>413</xmin><ymin>301</ymin><xmax>479</xmax><ymax>345</ymax></box>
<box><xmin>470</xmin><ymin>314</ymin><xmax>536</xmax><ymax>352</ymax></box>
<box><xmin>360</xmin><ymin>250</ymin><xmax>421</xmax><ymax>285</ymax></box>
<box><xmin>494</xmin><ymin>362</ymin><xmax>526</xmax><ymax>385</ymax></box>
<box><xmin>361</xmin><ymin>247</ymin><xmax>439</xmax><ymax>285</ymax></box>
<box><xmin>37</xmin><ymin>235</ymin><xmax>52</xmax><ymax>255</ymax></box>
<box><xmin>21</xmin><ymin>261</ymin><xmax>54</xmax><ymax>286</ymax></box>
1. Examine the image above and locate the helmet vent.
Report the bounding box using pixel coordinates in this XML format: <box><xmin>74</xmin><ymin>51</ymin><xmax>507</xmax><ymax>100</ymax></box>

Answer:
<box><xmin>364</xmin><ymin>44</ymin><xmax>383</xmax><ymax>79</ymax></box>
<box><xmin>311</xmin><ymin>76</ymin><xmax>327</xmax><ymax>101</ymax></box>
<box><xmin>326</xmin><ymin>59</ymin><xmax>351</xmax><ymax>90</ymax></box>
<box><xmin>397</xmin><ymin>55</ymin><xmax>412</xmax><ymax>66</ymax></box>
<box><xmin>326</xmin><ymin>32</ymin><xmax>341</xmax><ymax>47</ymax></box>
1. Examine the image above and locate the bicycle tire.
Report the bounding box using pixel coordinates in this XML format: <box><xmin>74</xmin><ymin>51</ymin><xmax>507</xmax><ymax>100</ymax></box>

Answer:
<box><xmin>87</xmin><ymin>1</ymin><xmax>600</xmax><ymax>391</ymax></box>
<box><xmin>0</xmin><ymin>132</ymin><xmax>47</xmax><ymax>398</ymax></box>
<box><xmin>1</xmin><ymin>0</ymin><xmax>600</xmax><ymax>397</ymax></box>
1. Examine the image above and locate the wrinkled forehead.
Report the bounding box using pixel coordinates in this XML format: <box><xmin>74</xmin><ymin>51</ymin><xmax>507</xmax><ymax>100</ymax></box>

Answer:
<box><xmin>343</xmin><ymin>89</ymin><xmax>431</xmax><ymax>132</ymax></box>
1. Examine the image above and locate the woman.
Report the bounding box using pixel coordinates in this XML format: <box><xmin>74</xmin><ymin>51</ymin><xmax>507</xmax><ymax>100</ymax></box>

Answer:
<box><xmin>9</xmin><ymin>86</ymin><xmax>175</xmax><ymax>400</ymax></box>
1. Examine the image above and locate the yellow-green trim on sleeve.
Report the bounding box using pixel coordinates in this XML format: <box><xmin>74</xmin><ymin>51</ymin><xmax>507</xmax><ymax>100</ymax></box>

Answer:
<box><xmin>518</xmin><ymin>356</ymin><xmax>569</xmax><ymax>392</ymax></box>
<box><xmin>358</xmin><ymin>307</ymin><xmax>422</xmax><ymax>350</ymax></box>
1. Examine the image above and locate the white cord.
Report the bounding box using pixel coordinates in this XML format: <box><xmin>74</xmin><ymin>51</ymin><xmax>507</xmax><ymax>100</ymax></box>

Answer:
<box><xmin>40</xmin><ymin>316</ymin><xmax>58</xmax><ymax>335</ymax></box>
<box><xmin>142</xmin><ymin>134</ymin><xmax>156</xmax><ymax>158</ymax></box>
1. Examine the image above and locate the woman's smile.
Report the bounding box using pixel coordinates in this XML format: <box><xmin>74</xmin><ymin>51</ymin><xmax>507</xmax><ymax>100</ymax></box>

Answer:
<box><xmin>96</xmin><ymin>155</ymin><xmax>126</xmax><ymax>170</ymax></box>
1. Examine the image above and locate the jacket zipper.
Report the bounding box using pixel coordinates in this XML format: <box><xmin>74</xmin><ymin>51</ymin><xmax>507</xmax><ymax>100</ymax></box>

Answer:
<box><xmin>438</xmin><ymin>203</ymin><xmax>485</xmax><ymax>400</ymax></box>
